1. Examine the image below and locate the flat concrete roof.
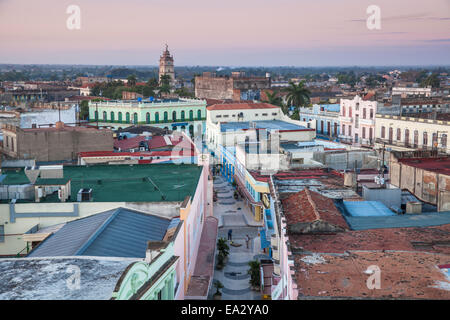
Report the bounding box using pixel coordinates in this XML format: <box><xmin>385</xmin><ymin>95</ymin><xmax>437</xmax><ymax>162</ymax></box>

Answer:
<box><xmin>220</xmin><ymin>120</ymin><xmax>310</xmax><ymax>132</ymax></box>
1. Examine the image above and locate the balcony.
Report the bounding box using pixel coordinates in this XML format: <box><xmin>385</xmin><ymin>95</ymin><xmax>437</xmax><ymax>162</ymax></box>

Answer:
<box><xmin>359</xmin><ymin>118</ymin><xmax>375</xmax><ymax>126</ymax></box>
<box><xmin>340</xmin><ymin>116</ymin><xmax>353</xmax><ymax>123</ymax></box>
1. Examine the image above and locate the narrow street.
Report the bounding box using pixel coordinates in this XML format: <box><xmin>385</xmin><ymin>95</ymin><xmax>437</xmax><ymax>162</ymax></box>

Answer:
<box><xmin>208</xmin><ymin>174</ymin><xmax>268</xmax><ymax>300</ymax></box>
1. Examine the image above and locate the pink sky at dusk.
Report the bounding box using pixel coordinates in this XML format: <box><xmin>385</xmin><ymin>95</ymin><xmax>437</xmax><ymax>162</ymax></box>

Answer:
<box><xmin>0</xmin><ymin>0</ymin><xmax>449</xmax><ymax>66</ymax></box>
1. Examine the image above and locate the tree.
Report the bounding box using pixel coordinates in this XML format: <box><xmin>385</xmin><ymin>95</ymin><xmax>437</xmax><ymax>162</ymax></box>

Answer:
<box><xmin>159</xmin><ymin>74</ymin><xmax>172</xmax><ymax>97</ymax></box>
<box><xmin>127</xmin><ymin>74</ymin><xmax>137</xmax><ymax>87</ymax></box>
<box><xmin>247</xmin><ymin>260</ymin><xmax>261</xmax><ymax>289</ymax></box>
<box><xmin>79</xmin><ymin>100</ymin><xmax>89</xmax><ymax>120</ymax></box>
<box><xmin>284</xmin><ymin>81</ymin><xmax>311</xmax><ymax>110</ymax></box>
<box><xmin>147</xmin><ymin>78</ymin><xmax>159</xmax><ymax>89</ymax></box>
<box><xmin>263</xmin><ymin>90</ymin><xmax>284</xmax><ymax>109</ymax></box>
<box><xmin>420</xmin><ymin>73</ymin><xmax>440</xmax><ymax>88</ymax></box>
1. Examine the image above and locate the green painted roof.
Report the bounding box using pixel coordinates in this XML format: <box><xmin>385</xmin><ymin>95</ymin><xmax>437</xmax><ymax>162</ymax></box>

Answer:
<box><xmin>1</xmin><ymin>164</ymin><xmax>203</xmax><ymax>203</ymax></box>
<box><xmin>35</xmin><ymin>178</ymin><xmax>70</xmax><ymax>185</ymax></box>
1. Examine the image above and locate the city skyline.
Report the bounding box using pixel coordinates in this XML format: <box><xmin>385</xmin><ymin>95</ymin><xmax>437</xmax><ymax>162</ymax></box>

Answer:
<box><xmin>0</xmin><ymin>0</ymin><xmax>449</xmax><ymax>66</ymax></box>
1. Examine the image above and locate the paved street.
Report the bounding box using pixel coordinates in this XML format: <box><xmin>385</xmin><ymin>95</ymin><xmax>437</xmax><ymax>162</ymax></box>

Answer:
<box><xmin>209</xmin><ymin>174</ymin><xmax>266</xmax><ymax>300</ymax></box>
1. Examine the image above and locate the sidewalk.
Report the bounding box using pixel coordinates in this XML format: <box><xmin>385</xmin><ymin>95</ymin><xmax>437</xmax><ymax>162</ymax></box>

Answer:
<box><xmin>213</xmin><ymin>175</ymin><xmax>263</xmax><ymax>228</ymax></box>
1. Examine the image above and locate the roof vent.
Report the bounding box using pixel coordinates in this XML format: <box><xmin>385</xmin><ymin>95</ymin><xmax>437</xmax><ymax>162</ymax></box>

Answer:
<box><xmin>77</xmin><ymin>188</ymin><xmax>93</xmax><ymax>202</ymax></box>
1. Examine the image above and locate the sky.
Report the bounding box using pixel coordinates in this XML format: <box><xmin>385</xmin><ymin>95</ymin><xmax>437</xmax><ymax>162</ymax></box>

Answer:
<box><xmin>0</xmin><ymin>0</ymin><xmax>449</xmax><ymax>66</ymax></box>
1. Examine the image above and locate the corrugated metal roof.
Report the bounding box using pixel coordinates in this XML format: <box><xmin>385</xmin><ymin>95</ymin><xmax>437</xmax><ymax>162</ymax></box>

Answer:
<box><xmin>29</xmin><ymin>208</ymin><xmax>177</xmax><ymax>258</ymax></box>
<box><xmin>28</xmin><ymin>210</ymin><xmax>114</xmax><ymax>257</ymax></box>
<box><xmin>343</xmin><ymin>201</ymin><xmax>395</xmax><ymax>217</ymax></box>
<box><xmin>345</xmin><ymin>211</ymin><xmax>450</xmax><ymax>230</ymax></box>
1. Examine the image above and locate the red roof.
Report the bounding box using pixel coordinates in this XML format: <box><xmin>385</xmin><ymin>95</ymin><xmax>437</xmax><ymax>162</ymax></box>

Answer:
<box><xmin>398</xmin><ymin>157</ymin><xmax>450</xmax><ymax>175</ymax></box>
<box><xmin>281</xmin><ymin>189</ymin><xmax>348</xmax><ymax>229</ymax></box>
<box><xmin>114</xmin><ymin>136</ymin><xmax>147</xmax><ymax>150</ymax></box>
<box><xmin>207</xmin><ymin>102</ymin><xmax>279</xmax><ymax>111</ymax></box>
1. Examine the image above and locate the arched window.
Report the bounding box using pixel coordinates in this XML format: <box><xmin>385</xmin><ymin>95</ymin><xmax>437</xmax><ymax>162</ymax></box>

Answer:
<box><xmin>389</xmin><ymin>127</ymin><xmax>393</xmax><ymax>143</ymax></box>
<box><xmin>164</xmin><ymin>111</ymin><xmax>168</xmax><ymax>122</ymax></box>
<box><xmin>414</xmin><ymin>130</ymin><xmax>419</xmax><ymax>148</ymax></box>
<box><xmin>405</xmin><ymin>129</ymin><xmax>410</xmax><ymax>147</ymax></box>
<box><xmin>442</xmin><ymin>134</ymin><xmax>447</xmax><ymax>148</ymax></box>
<box><xmin>342</xmin><ymin>106</ymin><xmax>346</xmax><ymax>117</ymax></box>
<box><xmin>133</xmin><ymin>113</ymin><xmax>138</xmax><ymax>124</ymax></box>
<box><xmin>197</xmin><ymin>110</ymin><xmax>202</xmax><ymax>120</ymax></box>
<box><xmin>126</xmin><ymin>112</ymin><xmax>130</xmax><ymax>123</ymax></box>
<box><xmin>397</xmin><ymin>128</ymin><xmax>401</xmax><ymax>141</ymax></box>
<box><xmin>118</xmin><ymin>112</ymin><xmax>122</xmax><ymax>123</ymax></box>
<box><xmin>110</xmin><ymin>112</ymin><xmax>115</xmax><ymax>122</ymax></box>
<box><xmin>181</xmin><ymin>110</ymin><xmax>185</xmax><ymax>121</ymax></box>
<box><xmin>423</xmin><ymin>132</ymin><xmax>428</xmax><ymax>147</ymax></box>
<box><xmin>172</xmin><ymin>111</ymin><xmax>177</xmax><ymax>122</ymax></box>
<box><xmin>103</xmin><ymin>111</ymin><xmax>107</xmax><ymax>121</ymax></box>
<box><xmin>146</xmin><ymin>112</ymin><xmax>150</xmax><ymax>124</ymax></box>
<box><xmin>155</xmin><ymin>112</ymin><xmax>159</xmax><ymax>123</ymax></box>
<box><xmin>189</xmin><ymin>110</ymin><xmax>194</xmax><ymax>121</ymax></box>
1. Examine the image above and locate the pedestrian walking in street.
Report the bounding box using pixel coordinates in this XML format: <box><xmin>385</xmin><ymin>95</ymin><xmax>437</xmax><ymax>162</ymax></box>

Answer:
<box><xmin>245</xmin><ymin>235</ymin><xmax>251</xmax><ymax>249</ymax></box>
<box><xmin>228</xmin><ymin>229</ymin><xmax>232</xmax><ymax>241</ymax></box>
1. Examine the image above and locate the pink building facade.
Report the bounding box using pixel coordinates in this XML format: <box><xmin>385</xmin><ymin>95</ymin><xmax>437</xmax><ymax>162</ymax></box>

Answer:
<box><xmin>339</xmin><ymin>95</ymin><xmax>377</xmax><ymax>146</ymax></box>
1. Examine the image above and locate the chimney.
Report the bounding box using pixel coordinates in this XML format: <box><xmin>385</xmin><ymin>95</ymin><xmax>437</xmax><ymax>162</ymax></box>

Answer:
<box><xmin>55</xmin><ymin>121</ymin><xmax>64</xmax><ymax>130</ymax></box>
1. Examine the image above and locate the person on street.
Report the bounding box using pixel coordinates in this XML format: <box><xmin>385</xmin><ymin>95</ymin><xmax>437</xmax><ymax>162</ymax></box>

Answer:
<box><xmin>228</xmin><ymin>229</ymin><xmax>232</xmax><ymax>241</ymax></box>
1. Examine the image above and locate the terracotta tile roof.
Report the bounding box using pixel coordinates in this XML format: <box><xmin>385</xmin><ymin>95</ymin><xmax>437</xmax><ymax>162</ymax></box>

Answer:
<box><xmin>281</xmin><ymin>189</ymin><xmax>348</xmax><ymax>230</ymax></box>
<box><xmin>295</xmin><ymin>251</ymin><xmax>450</xmax><ymax>299</ymax></box>
<box><xmin>207</xmin><ymin>102</ymin><xmax>279</xmax><ymax>111</ymax></box>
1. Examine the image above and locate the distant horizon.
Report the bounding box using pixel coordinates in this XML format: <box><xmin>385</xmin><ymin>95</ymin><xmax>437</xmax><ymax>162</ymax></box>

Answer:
<box><xmin>1</xmin><ymin>63</ymin><xmax>449</xmax><ymax>69</ymax></box>
<box><xmin>0</xmin><ymin>0</ymin><xmax>448</xmax><ymax>66</ymax></box>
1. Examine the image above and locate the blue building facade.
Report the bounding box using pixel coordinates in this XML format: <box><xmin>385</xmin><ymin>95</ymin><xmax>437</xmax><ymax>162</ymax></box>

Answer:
<box><xmin>299</xmin><ymin>104</ymin><xmax>340</xmax><ymax>137</ymax></box>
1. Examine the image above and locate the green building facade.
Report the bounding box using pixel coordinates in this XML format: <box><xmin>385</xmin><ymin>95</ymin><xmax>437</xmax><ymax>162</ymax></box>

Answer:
<box><xmin>112</xmin><ymin>241</ymin><xmax>179</xmax><ymax>300</ymax></box>
<box><xmin>88</xmin><ymin>98</ymin><xmax>207</xmax><ymax>135</ymax></box>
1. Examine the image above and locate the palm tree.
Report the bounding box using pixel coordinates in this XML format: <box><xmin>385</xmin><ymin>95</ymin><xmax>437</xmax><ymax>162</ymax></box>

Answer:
<box><xmin>284</xmin><ymin>81</ymin><xmax>311</xmax><ymax>111</ymax></box>
<box><xmin>127</xmin><ymin>74</ymin><xmax>137</xmax><ymax>87</ymax></box>
<box><xmin>264</xmin><ymin>90</ymin><xmax>284</xmax><ymax>109</ymax></box>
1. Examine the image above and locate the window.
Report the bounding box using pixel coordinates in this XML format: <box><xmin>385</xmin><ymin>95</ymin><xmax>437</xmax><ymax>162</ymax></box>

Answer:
<box><xmin>423</xmin><ymin>132</ymin><xmax>428</xmax><ymax>146</ymax></box>
<box><xmin>262</xmin><ymin>113</ymin><xmax>268</xmax><ymax>116</ymax></box>
<box><xmin>342</xmin><ymin>124</ymin><xmax>345</xmax><ymax>135</ymax></box>
<box><xmin>155</xmin><ymin>112</ymin><xmax>159</xmax><ymax>123</ymax></box>
<box><xmin>223</xmin><ymin>115</ymin><xmax>229</xmax><ymax>118</ymax></box>
<box><xmin>164</xmin><ymin>111</ymin><xmax>168</xmax><ymax>122</ymax></box>
<box><xmin>349</xmin><ymin>108</ymin><xmax>352</xmax><ymax>118</ymax></box>
<box><xmin>157</xmin><ymin>290</ymin><xmax>162</xmax><ymax>300</ymax></box>
<box><xmin>397</xmin><ymin>128</ymin><xmax>401</xmax><ymax>141</ymax></box>
<box><xmin>133</xmin><ymin>113</ymin><xmax>138</xmax><ymax>124</ymax></box>
<box><xmin>272</xmin><ymin>113</ymin><xmax>277</xmax><ymax>116</ymax></box>
<box><xmin>414</xmin><ymin>130</ymin><xmax>419</xmax><ymax>147</ymax></box>
<box><xmin>197</xmin><ymin>110</ymin><xmax>202</xmax><ymax>120</ymax></box>
<box><xmin>181</xmin><ymin>110</ymin><xmax>185</xmax><ymax>121</ymax></box>
<box><xmin>349</xmin><ymin>125</ymin><xmax>352</xmax><ymax>136</ymax></box>
<box><xmin>255</xmin><ymin>114</ymin><xmax>259</xmax><ymax>116</ymax></box>
<box><xmin>442</xmin><ymin>134</ymin><xmax>447</xmax><ymax>148</ymax></box>
<box><xmin>189</xmin><ymin>110</ymin><xmax>194</xmax><ymax>121</ymax></box>
<box><xmin>0</xmin><ymin>225</ymin><xmax>4</xmax><ymax>243</ymax></box>
<box><xmin>146</xmin><ymin>112</ymin><xmax>150</xmax><ymax>124</ymax></box>
<box><xmin>405</xmin><ymin>129</ymin><xmax>410</xmax><ymax>147</ymax></box>
<box><xmin>216</xmin><ymin>115</ymin><xmax>222</xmax><ymax>118</ymax></box>
<box><xmin>342</xmin><ymin>106</ymin><xmax>346</xmax><ymax>117</ymax></box>
<box><xmin>103</xmin><ymin>111</ymin><xmax>107</xmax><ymax>120</ymax></box>
<box><xmin>362</xmin><ymin>127</ymin><xmax>366</xmax><ymax>139</ymax></box>
<box><xmin>172</xmin><ymin>111</ymin><xmax>177</xmax><ymax>122</ymax></box>
<box><xmin>126</xmin><ymin>112</ymin><xmax>130</xmax><ymax>123</ymax></box>
<box><xmin>118</xmin><ymin>112</ymin><xmax>122</xmax><ymax>122</ymax></box>
<box><xmin>381</xmin><ymin>126</ymin><xmax>385</xmax><ymax>139</ymax></box>
<box><xmin>363</xmin><ymin>108</ymin><xmax>366</xmax><ymax>119</ymax></box>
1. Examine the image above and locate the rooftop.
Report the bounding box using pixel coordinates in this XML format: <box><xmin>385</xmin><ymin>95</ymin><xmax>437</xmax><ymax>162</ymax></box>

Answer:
<box><xmin>207</xmin><ymin>102</ymin><xmax>279</xmax><ymax>111</ymax></box>
<box><xmin>295</xmin><ymin>251</ymin><xmax>450</xmax><ymax>299</ymax></box>
<box><xmin>0</xmin><ymin>257</ymin><xmax>135</xmax><ymax>300</ymax></box>
<box><xmin>398</xmin><ymin>157</ymin><xmax>450</xmax><ymax>175</ymax></box>
<box><xmin>281</xmin><ymin>189</ymin><xmax>349</xmax><ymax>233</ymax></box>
<box><xmin>220</xmin><ymin>120</ymin><xmax>311</xmax><ymax>133</ymax></box>
<box><xmin>0</xmin><ymin>164</ymin><xmax>203</xmax><ymax>203</ymax></box>
<box><xmin>28</xmin><ymin>207</ymin><xmax>179</xmax><ymax>258</ymax></box>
